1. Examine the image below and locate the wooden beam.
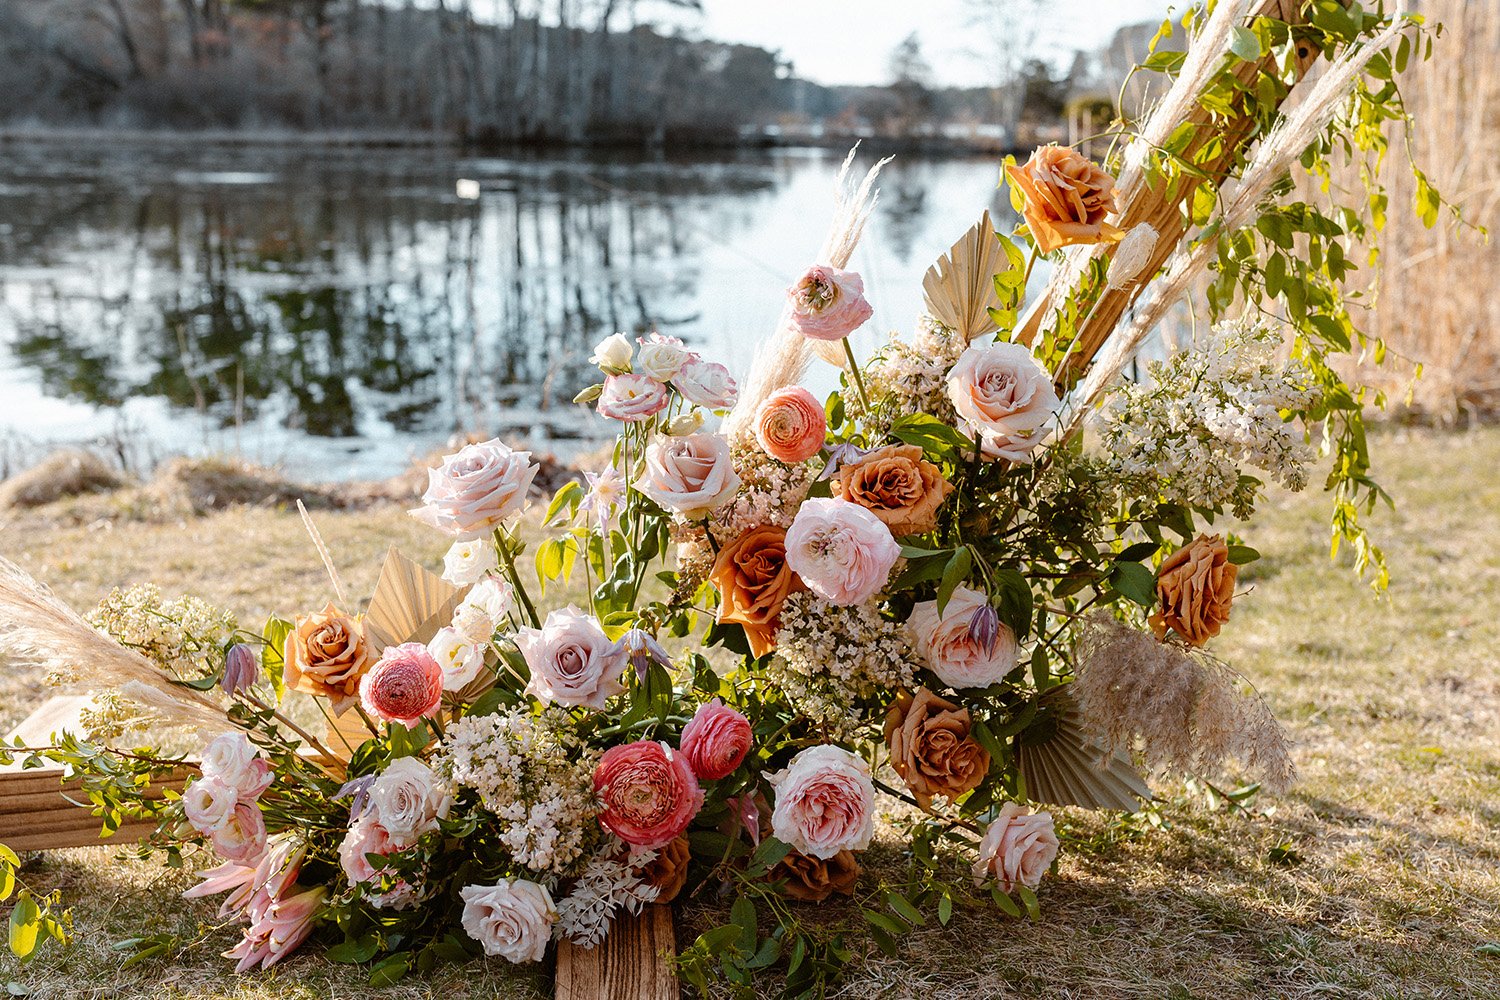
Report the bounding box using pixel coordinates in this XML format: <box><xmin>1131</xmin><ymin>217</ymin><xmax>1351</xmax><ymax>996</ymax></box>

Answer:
<box><xmin>555</xmin><ymin>905</ymin><xmax>680</xmax><ymax>1000</ymax></box>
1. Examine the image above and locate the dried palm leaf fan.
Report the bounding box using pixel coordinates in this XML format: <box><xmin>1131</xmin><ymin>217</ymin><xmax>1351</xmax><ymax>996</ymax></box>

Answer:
<box><xmin>363</xmin><ymin>547</ymin><xmax>469</xmax><ymax>651</ymax></box>
<box><xmin>1015</xmin><ymin>687</ymin><xmax>1153</xmax><ymax>811</ymax></box>
<box><xmin>923</xmin><ymin>210</ymin><xmax>1008</xmax><ymax>342</ymax></box>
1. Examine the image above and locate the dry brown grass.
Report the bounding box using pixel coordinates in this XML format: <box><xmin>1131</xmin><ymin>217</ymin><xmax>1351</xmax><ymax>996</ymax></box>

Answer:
<box><xmin>2</xmin><ymin>427</ymin><xmax>1499</xmax><ymax>998</ymax></box>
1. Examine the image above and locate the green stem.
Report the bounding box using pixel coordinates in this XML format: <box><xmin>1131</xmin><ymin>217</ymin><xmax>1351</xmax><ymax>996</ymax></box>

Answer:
<box><xmin>496</xmin><ymin>529</ymin><xmax>542</xmax><ymax>628</ymax></box>
<box><xmin>842</xmin><ymin>337</ymin><xmax>871</xmax><ymax>411</ymax></box>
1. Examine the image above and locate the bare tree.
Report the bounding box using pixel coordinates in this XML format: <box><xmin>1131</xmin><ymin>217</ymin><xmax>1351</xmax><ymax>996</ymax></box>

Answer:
<box><xmin>963</xmin><ymin>0</ymin><xmax>1046</xmax><ymax>143</ymax></box>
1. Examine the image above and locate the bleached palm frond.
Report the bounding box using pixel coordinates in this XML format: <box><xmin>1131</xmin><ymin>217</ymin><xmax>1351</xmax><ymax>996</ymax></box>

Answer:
<box><xmin>922</xmin><ymin>211</ymin><xmax>1006</xmax><ymax>342</ymax></box>
<box><xmin>0</xmin><ymin>557</ymin><xmax>226</xmax><ymax>730</ymax></box>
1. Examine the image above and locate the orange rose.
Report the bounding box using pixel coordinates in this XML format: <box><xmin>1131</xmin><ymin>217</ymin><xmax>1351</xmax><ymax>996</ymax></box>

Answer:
<box><xmin>769</xmin><ymin>848</ymin><xmax>860</xmax><ymax>902</ymax></box>
<box><xmin>883</xmin><ymin>687</ymin><xmax>991</xmax><ymax>809</ymax></box>
<box><xmin>284</xmin><ymin>602</ymin><xmax>372</xmax><ymax>710</ymax></box>
<box><xmin>1149</xmin><ymin>534</ymin><xmax>1238</xmax><ymax>647</ymax></box>
<box><xmin>709</xmin><ymin>524</ymin><xmax>803</xmax><ymax>658</ymax></box>
<box><xmin>837</xmin><ymin>444</ymin><xmax>953</xmax><ymax>537</ymax></box>
<box><xmin>1006</xmin><ymin>144</ymin><xmax>1123</xmax><ymax>254</ymax></box>
<box><xmin>631</xmin><ymin>835</ymin><xmax>692</xmax><ymax>904</ymax></box>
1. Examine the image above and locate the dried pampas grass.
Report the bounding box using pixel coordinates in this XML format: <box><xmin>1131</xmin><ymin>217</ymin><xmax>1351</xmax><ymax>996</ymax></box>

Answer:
<box><xmin>1072</xmin><ymin>612</ymin><xmax>1295</xmax><ymax>793</ymax></box>
<box><xmin>0</xmin><ymin>557</ymin><xmax>225</xmax><ymax>732</ymax></box>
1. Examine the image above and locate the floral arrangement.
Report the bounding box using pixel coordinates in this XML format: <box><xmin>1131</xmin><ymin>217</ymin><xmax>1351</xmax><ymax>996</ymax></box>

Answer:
<box><xmin>0</xmin><ymin>3</ymin><xmax>1453</xmax><ymax>995</ymax></box>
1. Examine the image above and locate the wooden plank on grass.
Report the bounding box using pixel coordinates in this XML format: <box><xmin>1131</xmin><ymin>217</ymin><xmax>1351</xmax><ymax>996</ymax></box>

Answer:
<box><xmin>555</xmin><ymin>905</ymin><xmax>679</xmax><ymax>1000</ymax></box>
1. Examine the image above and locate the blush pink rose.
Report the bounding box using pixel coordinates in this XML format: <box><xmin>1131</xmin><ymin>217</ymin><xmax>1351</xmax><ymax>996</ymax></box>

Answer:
<box><xmin>459</xmin><ymin>878</ymin><xmax>557</xmax><ymax>964</ymax></box>
<box><xmin>636</xmin><ymin>432</ymin><xmax>741</xmax><ymax>519</ymax></box>
<box><xmin>784</xmin><ymin>264</ymin><xmax>873</xmax><ymax>342</ymax></box>
<box><xmin>679</xmin><ymin>698</ymin><xmax>753</xmax><ymax>781</ymax></box>
<box><xmin>755</xmin><ymin>386</ymin><xmax>827</xmax><ymax>464</ymax></box>
<box><xmin>971</xmin><ymin>802</ymin><xmax>1059</xmax><ymax>892</ymax></box>
<box><xmin>516</xmin><ymin>606</ymin><xmax>628</xmax><ymax>710</ymax></box>
<box><xmin>906</xmin><ymin>585</ymin><xmax>1019</xmax><ymax>689</ymax></box>
<box><xmin>200</xmin><ymin>731</ymin><xmax>273</xmax><ymax>800</ymax></box>
<box><xmin>597</xmin><ymin>373</ymin><xmax>670</xmax><ymax>422</ymax></box>
<box><xmin>784</xmin><ymin>497</ymin><xmax>900</xmax><ymax>606</ymax></box>
<box><xmin>674</xmin><ymin>356</ymin><xmax>739</xmax><ymax>409</ymax></box>
<box><xmin>411</xmin><ymin>438</ymin><xmax>539</xmax><ymax>540</ymax></box>
<box><xmin>946</xmin><ymin>342</ymin><xmax>1060</xmax><ymax>462</ymax></box>
<box><xmin>211</xmin><ymin>800</ymin><xmax>267</xmax><ymax>862</ymax></box>
<box><xmin>338</xmin><ymin>814</ymin><xmax>397</xmax><ymax>885</ymax></box>
<box><xmin>594</xmin><ymin>740</ymin><xmax>704</xmax><ymax>850</ymax></box>
<box><xmin>359</xmin><ymin>642</ymin><xmax>444</xmax><ymax>728</ymax></box>
<box><xmin>768</xmin><ymin>744</ymin><xmax>875</xmax><ymax>859</ymax></box>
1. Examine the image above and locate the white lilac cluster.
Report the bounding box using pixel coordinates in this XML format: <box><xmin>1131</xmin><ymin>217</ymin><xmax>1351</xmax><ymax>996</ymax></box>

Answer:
<box><xmin>1098</xmin><ymin>318</ymin><xmax>1321</xmax><ymax>518</ymax></box>
<box><xmin>719</xmin><ymin>439</ymin><xmax>817</xmax><ymax>539</ymax></box>
<box><xmin>88</xmin><ymin>584</ymin><xmax>236</xmax><ymax>680</ymax></box>
<box><xmin>552</xmin><ymin>840</ymin><xmax>661</xmax><ymax>948</ymax></box>
<box><xmin>768</xmin><ymin>592</ymin><xmax>918</xmax><ymax>734</ymax></box>
<box><xmin>846</xmin><ymin>316</ymin><xmax>968</xmax><ymax>433</ymax></box>
<box><xmin>441</xmin><ymin>707</ymin><xmax>601</xmax><ymax>875</ymax></box>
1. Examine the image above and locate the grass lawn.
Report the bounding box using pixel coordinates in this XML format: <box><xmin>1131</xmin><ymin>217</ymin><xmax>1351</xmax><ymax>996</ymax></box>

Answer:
<box><xmin>1</xmin><ymin>426</ymin><xmax>1498</xmax><ymax>999</ymax></box>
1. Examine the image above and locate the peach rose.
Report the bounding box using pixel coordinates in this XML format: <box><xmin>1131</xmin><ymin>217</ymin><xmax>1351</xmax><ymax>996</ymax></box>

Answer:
<box><xmin>755</xmin><ymin>386</ymin><xmax>827</xmax><ymax>464</ymax></box>
<box><xmin>784</xmin><ymin>264</ymin><xmax>873</xmax><ymax>342</ymax></box>
<box><xmin>971</xmin><ymin>802</ymin><xmax>1058</xmax><ymax>893</ymax></box>
<box><xmin>635</xmin><ymin>432</ymin><xmax>741</xmax><ymax>519</ymax></box>
<box><xmin>770</xmin><ymin>848</ymin><xmax>860</xmax><ymax>902</ymax></box>
<box><xmin>837</xmin><ymin>444</ymin><xmax>953</xmax><ymax>537</ymax></box>
<box><xmin>906</xmin><ymin>585</ymin><xmax>1018</xmax><ymax>689</ymax></box>
<box><xmin>883</xmin><ymin>687</ymin><xmax>991</xmax><ymax>809</ymax></box>
<box><xmin>946</xmin><ymin>342</ymin><xmax>1060</xmax><ymax>463</ymax></box>
<box><xmin>284</xmin><ymin>603</ymin><xmax>372</xmax><ymax>712</ymax></box>
<box><xmin>1148</xmin><ymin>534</ymin><xmax>1238</xmax><ymax>647</ymax></box>
<box><xmin>709</xmin><ymin>524</ymin><xmax>803</xmax><ymax>658</ymax></box>
<box><xmin>1006</xmin><ymin>144</ymin><xmax>1124</xmax><ymax>254</ymax></box>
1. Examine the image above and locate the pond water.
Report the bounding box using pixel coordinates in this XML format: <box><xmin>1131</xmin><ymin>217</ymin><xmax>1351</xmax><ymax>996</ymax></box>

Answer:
<box><xmin>0</xmin><ymin>143</ymin><xmax>1020</xmax><ymax>480</ymax></box>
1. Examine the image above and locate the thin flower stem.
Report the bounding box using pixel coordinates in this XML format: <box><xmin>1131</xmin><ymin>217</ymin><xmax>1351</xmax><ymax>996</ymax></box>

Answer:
<box><xmin>841</xmin><ymin>337</ymin><xmax>871</xmax><ymax>411</ymax></box>
<box><xmin>497</xmin><ymin>528</ymin><xmax>542</xmax><ymax>629</ymax></box>
<box><xmin>244</xmin><ymin>693</ymin><xmax>340</xmax><ymax>766</ymax></box>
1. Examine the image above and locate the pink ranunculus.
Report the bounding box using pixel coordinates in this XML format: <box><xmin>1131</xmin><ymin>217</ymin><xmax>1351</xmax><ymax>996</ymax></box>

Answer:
<box><xmin>679</xmin><ymin>698</ymin><xmax>753</xmax><ymax>781</ymax></box>
<box><xmin>971</xmin><ymin>802</ymin><xmax>1059</xmax><ymax>892</ymax></box>
<box><xmin>593</xmin><ymin>740</ymin><xmax>704</xmax><ymax>850</ymax></box>
<box><xmin>674</xmin><ymin>356</ymin><xmax>739</xmax><ymax>409</ymax></box>
<box><xmin>783</xmin><ymin>264</ymin><xmax>873</xmax><ymax>342</ymax></box>
<box><xmin>359</xmin><ymin>642</ymin><xmax>444</xmax><ymax>728</ymax></box>
<box><xmin>182</xmin><ymin>776</ymin><xmax>238</xmax><ymax>836</ymax></box>
<box><xmin>755</xmin><ymin>386</ymin><xmax>827</xmax><ymax>464</ymax></box>
<box><xmin>211</xmin><ymin>800</ymin><xmax>267</xmax><ymax>862</ymax></box>
<box><xmin>223</xmin><ymin>884</ymin><xmax>326</xmax><ymax>972</ymax></box>
<box><xmin>635</xmin><ymin>432</ymin><xmax>741</xmax><ymax>519</ymax></box>
<box><xmin>200</xmin><ymin>731</ymin><xmax>273</xmax><ymax>800</ymax></box>
<box><xmin>411</xmin><ymin>438</ymin><xmax>539</xmax><ymax>540</ymax></box>
<box><xmin>783</xmin><ymin>497</ymin><xmax>900</xmax><ymax>606</ymax></box>
<box><xmin>945</xmin><ymin>342</ymin><xmax>1060</xmax><ymax>462</ymax></box>
<box><xmin>515</xmin><ymin>606</ymin><xmax>628</xmax><ymax>710</ymax></box>
<box><xmin>767</xmin><ymin>744</ymin><xmax>875</xmax><ymax>859</ymax></box>
<box><xmin>459</xmin><ymin>878</ymin><xmax>557</xmax><ymax>964</ymax></box>
<box><xmin>906</xmin><ymin>585</ymin><xmax>1018</xmax><ymax>689</ymax></box>
<box><xmin>597</xmin><ymin>373</ymin><xmax>670</xmax><ymax>422</ymax></box>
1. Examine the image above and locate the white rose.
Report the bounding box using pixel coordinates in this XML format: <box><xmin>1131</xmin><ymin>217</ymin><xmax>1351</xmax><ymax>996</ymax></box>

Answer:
<box><xmin>906</xmin><ymin>585</ymin><xmax>1018</xmax><ymax>688</ymax></box>
<box><xmin>634</xmin><ymin>433</ymin><xmax>740</xmax><ymax>519</ymax></box>
<box><xmin>768</xmin><ymin>744</ymin><xmax>876</xmax><ymax>859</ymax></box>
<box><xmin>201</xmin><ymin>731</ymin><xmax>272</xmax><ymax>799</ymax></box>
<box><xmin>634</xmin><ymin>333</ymin><xmax>690</xmax><ymax>381</ymax></box>
<box><xmin>673</xmin><ymin>356</ymin><xmax>739</xmax><ymax>410</ymax></box>
<box><xmin>590</xmin><ymin>332</ymin><xmax>633</xmax><ymax>372</ymax></box>
<box><xmin>945</xmin><ymin>342</ymin><xmax>1060</xmax><ymax>462</ymax></box>
<box><xmin>428</xmin><ymin>626</ymin><xmax>488</xmax><ymax>691</ymax></box>
<box><xmin>367</xmin><ymin>757</ymin><xmax>453</xmax><ymax>848</ymax></box>
<box><xmin>453</xmin><ymin>576</ymin><xmax>513</xmax><ymax>644</ymax></box>
<box><xmin>514</xmin><ymin>605</ymin><xmax>627</xmax><ymax>710</ymax></box>
<box><xmin>442</xmin><ymin>538</ymin><xmax>498</xmax><ymax>586</ymax></box>
<box><xmin>459</xmin><ymin>878</ymin><xmax>557</xmax><ymax>964</ymax></box>
<box><xmin>182</xmin><ymin>776</ymin><xmax>238</xmax><ymax>835</ymax></box>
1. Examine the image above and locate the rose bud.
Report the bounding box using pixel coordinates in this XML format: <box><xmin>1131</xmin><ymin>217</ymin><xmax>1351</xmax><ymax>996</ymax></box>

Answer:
<box><xmin>221</xmin><ymin>643</ymin><xmax>260</xmax><ymax>696</ymax></box>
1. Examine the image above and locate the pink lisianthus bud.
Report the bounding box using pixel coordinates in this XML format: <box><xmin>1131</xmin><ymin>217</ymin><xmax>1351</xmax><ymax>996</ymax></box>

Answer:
<box><xmin>784</xmin><ymin>264</ymin><xmax>873</xmax><ymax>342</ymax></box>
<box><xmin>221</xmin><ymin>643</ymin><xmax>260</xmax><ymax>696</ymax></box>
<box><xmin>727</xmin><ymin>794</ymin><xmax>762</xmax><ymax>846</ymax></box>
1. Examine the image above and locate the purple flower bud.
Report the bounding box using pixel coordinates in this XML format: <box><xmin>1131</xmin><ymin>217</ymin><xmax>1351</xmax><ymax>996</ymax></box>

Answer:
<box><xmin>818</xmin><ymin>442</ymin><xmax>869</xmax><ymax>482</ymax></box>
<box><xmin>333</xmin><ymin>775</ymin><xmax>377</xmax><ymax>822</ymax></box>
<box><xmin>221</xmin><ymin>643</ymin><xmax>260</xmax><ymax>696</ymax></box>
<box><xmin>728</xmin><ymin>794</ymin><xmax>761</xmax><ymax>846</ymax></box>
<box><xmin>615</xmin><ymin>628</ymin><xmax>672</xmax><ymax>684</ymax></box>
<box><xmin>967</xmin><ymin>603</ymin><xmax>1001</xmax><ymax>656</ymax></box>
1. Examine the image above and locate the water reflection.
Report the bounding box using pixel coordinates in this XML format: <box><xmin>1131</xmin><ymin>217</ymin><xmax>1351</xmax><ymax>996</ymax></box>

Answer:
<box><xmin>0</xmin><ymin>145</ymin><xmax>1012</xmax><ymax>478</ymax></box>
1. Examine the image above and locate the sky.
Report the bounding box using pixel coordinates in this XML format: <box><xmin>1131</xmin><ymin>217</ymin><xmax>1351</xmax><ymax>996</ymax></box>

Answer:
<box><xmin>691</xmin><ymin>0</ymin><xmax>1176</xmax><ymax>88</ymax></box>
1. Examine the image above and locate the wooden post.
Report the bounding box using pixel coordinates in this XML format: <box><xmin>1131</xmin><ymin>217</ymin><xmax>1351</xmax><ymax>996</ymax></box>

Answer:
<box><xmin>555</xmin><ymin>905</ymin><xmax>680</xmax><ymax>1000</ymax></box>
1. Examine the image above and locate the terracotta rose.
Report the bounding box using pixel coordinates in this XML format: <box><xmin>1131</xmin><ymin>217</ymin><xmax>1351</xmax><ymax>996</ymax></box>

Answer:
<box><xmin>709</xmin><ymin>524</ymin><xmax>803</xmax><ymax>658</ymax></box>
<box><xmin>836</xmin><ymin>445</ymin><xmax>953</xmax><ymax>537</ymax></box>
<box><xmin>883</xmin><ymin>688</ymin><xmax>991</xmax><ymax>810</ymax></box>
<box><xmin>1005</xmin><ymin>144</ymin><xmax>1123</xmax><ymax>254</ymax></box>
<box><xmin>284</xmin><ymin>602</ymin><xmax>372</xmax><ymax>711</ymax></box>
<box><xmin>770</xmin><ymin>848</ymin><xmax>861</xmax><ymax>902</ymax></box>
<box><xmin>1149</xmin><ymin>534</ymin><xmax>1238</xmax><ymax>647</ymax></box>
<box><xmin>629</xmin><ymin>835</ymin><xmax>692</xmax><ymax>904</ymax></box>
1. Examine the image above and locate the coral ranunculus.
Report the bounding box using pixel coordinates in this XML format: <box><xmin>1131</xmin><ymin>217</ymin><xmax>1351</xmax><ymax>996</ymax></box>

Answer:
<box><xmin>755</xmin><ymin>386</ymin><xmax>827</xmax><ymax>464</ymax></box>
<box><xmin>709</xmin><ymin>523</ymin><xmax>803</xmax><ymax>658</ymax></box>
<box><xmin>593</xmin><ymin>740</ymin><xmax>704</xmax><ymax>850</ymax></box>
<box><xmin>783</xmin><ymin>264</ymin><xmax>873</xmax><ymax>342</ymax></box>
<box><xmin>1005</xmin><ymin>144</ymin><xmax>1123</xmax><ymax>254</ymax></box>
<box><xmin>679</xmin><ymin>698</ymin><xmax>753</xmax><ymax>780</ymax></box>
<box><xmin>358</xmin><ymin>642</ymin><xmax>444</xmax><ymax>728</ymax></box>
<box><xmin>1149</xmin><ymin>533</ymin><xmax>1238</xmax><ymax>647</ymax></box>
